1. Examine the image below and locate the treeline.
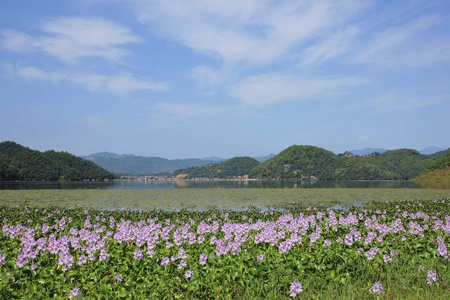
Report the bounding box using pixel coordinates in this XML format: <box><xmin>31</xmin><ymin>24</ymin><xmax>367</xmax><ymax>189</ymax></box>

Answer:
<box><xmin>421</xmin><ymin>154</ymin><xmax>450</xmax><ymax>174</ymax></box>
<box><xmin>249</xmin><ymin>145</ymin><xmax>441</xmax><ymax>180</ymax></box>
<box><xmin>0</xmin><ymin>141</ymin><xmax>115</xmax><ymax>181</ymax></box>
<box><xmin>174</xmin><ymin>157</ymin><xmax>260</xmax><ymax>179</ymax></box>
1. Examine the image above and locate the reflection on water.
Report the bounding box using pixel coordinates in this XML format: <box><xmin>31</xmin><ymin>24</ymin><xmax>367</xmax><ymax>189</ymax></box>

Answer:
<box><xmin>415</xmin><ymin>181</ymin><xmax>450</xmax><ymax>189</ymax></box>
<box><xmin>0</xmin><ymin>180</ymin><xmax>431</xmax><ymax>190</ymax></box>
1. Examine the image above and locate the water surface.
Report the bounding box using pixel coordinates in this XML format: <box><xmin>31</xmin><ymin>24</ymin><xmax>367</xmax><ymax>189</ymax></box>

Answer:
<box><xmin>0</xmin><ymin>180</ymin><xmax>428</xmax><ymax>190</ymax></box>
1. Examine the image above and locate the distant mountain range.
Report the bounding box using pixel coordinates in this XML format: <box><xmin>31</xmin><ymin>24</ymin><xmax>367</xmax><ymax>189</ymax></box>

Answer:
<box><xmin>80</xmin><ymin>152</ymin><xmax>276</xmax><ymax>175</ymax></box>
<box><xmin>349</xmin><ymin>148</ymin><xmax>388</xmax><ymax>156</ymax></box>
<box><xmin>2</xmin><ymin>141</ymin><xmax>449</xmax><ymax>180</ymax></box>
<box><xmin>419</xmin><ymin>146</ymin><xmax>446</xmax><ymax>155</ymax></box>
<box><xmin>81</xmin><ymin>152</ymin><xmax>135</xmax><ymax>159</ymax></box>
<box><xmin>80</xmin><ymin>147</ymin><xmax>447</xmax><ymax>176</ymax></box>
<box><xmin>349</xmin><ymin>147</ymin><xmax>446</xmax><ymax>156</ymax></box>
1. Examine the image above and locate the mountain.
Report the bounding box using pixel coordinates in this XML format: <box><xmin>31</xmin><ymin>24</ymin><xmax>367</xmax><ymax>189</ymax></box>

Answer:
<box><xmin>414</xmin><ymin>154</ymin><xmax>450</xmax><ymax>182</ymax></box>
<box><xmin>429</xmin><ymin>148</ymin><xmax>450</xmax><ymax>159</ymax></box>
<box><xmin>81</xmin><ymin>152</ymin><xmax>135</xmax><ymax>159</ymax></box>
<box><xmin>349</xmin><ymin>148</ymin><xmax>388</xmax><ymax>156</ymax></box>
<box><xmin>420</xmin><ymin>146</ymin><xmax>446</xmax><ymax>155</ymax></box>
<box><xmin>0</xmin><ymin>141</ymin><xmax>115</xmax><ymax>181</ymax></box>
<box><xmin>201</xmin><ymin>157</ymin><xmax>226</xmax><ymax>162</ymax></box>
<box><xmin>82</xmin><ymin>152</ymin><xmax>275</xmax><ymax>175</ymax></box>
<box><xmin>250</xmin><ymin>145</ymin><xmax>339</xmax><ymax>180</ymax></box>
<box><xmin>254</xmin><ymin>154</ymin><xmax>276</xmax><ymax>162</ymax></box>
<box><xmin>250</xmin><ymin>145</ymin><xmax>435</xmax><ymax>180</ymax></box>
<box><xmin>174</xmin><ymin>157</ymin><xmax>260</xmax><ymax>179</ymax></box>
<box><xmin>90</xmin><ymin>156</ymin><xmax>218</xmax><ymax>175</ymax></box>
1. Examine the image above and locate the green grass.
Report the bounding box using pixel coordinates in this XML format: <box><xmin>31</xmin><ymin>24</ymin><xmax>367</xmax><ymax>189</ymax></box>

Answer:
<box><xmin>1</xmin><ymin>198</ymin><xmax>450</xmax><ymax>298</ymax></box>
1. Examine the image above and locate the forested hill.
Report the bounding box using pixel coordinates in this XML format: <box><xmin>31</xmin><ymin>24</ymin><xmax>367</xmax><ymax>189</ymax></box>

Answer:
<box><xmin>0</xmin><ymin>141</ymin><xmax>115</xmax><ymax>181</ymax></box>
<box><xmin>414</xmin><ymin>154</ymin><xmax>450</xmax><ymax>182</ymax></box>
<box><xmin>250</xmin><ymin>145</ymin><xmax>438</xmax><ymax>180</ymax></box>
<box><xmin>249</xmin><ymin>145</ymin><xmax>339</xmax><ymax>180</ymax></box>
<box><xmin>174</xmin><ymin>157</ymin><xmax>260</xmax><ymax>179</ymax></box>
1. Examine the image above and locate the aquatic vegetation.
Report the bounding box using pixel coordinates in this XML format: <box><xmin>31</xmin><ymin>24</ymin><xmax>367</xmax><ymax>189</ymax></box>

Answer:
<box><xmin>0</xmin><ymin>198</ymin><xmax>450</xmax><ymax>298</ymax></box>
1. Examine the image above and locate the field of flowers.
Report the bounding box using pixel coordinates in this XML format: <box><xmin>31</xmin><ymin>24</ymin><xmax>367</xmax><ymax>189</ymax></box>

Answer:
<box><xmin>1</xmin><ymin>198</ymin><xmax>449</xmax><ymax>299</ymax></box>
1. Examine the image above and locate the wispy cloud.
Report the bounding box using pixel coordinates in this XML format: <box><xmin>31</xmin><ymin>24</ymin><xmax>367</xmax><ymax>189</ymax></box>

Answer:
<box><xmin>356</xmin><ymin>93</ymin><xmax>449</xmax><ymax>113</ymax></box>
<box><xmin>154</xmin><ymin>102</ymin><xmax>233</xmax><ymax>118</ymax></box>
<box><xmin>126</xmin><ymin>0</ymin><xmax>370</xmax><ymax>65</ymax></box>
<box><xmin>1</xmin><ymin>17</ymin><xmax>141</xmax><ymax>63</ymax></box>
<box><xmin>6</xmin><ymin>65</ymin><xmax>166</xmax><ymax>96</ymax></box>
<box><xmin>301</xmin><ymin>26</ymin><xmax>358</xmax><ymax>65</ymax></box>
<box><xmin>355</xmin><ymin>15</ymin><xmax>450</xmax><ymax>67</ymax></box>
<box><xmin>230</xmin><ymin>72</ymin><xmax>368</xmax><ymax>106</ymax></box>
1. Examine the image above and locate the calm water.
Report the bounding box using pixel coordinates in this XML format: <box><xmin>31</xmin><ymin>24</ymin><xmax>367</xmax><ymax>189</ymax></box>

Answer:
<box><xmin>0</xmin><ymin>180</ymin><xmax>426</xmax><ymax>190</ymax></box>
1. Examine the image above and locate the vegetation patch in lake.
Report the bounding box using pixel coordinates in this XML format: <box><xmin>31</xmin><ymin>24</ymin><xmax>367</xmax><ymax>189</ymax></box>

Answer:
<box><xmin>1</xmin><ymin>188</ymin><xmax>450</xmax><ymax>211</ymax></box>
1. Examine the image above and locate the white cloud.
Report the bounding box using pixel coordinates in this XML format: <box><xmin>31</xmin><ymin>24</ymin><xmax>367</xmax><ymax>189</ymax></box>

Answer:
<box><xmin>190</xmin><ymin>65</ymin><xmax>230</xmax><ymax>92</ymax></box>
<box><xmin>104</xmin><ymin>73</ymin><xmax>167</xmax><ymax>96</ymax></box>
<box><xmin>301</xmin><ymin>26</ymin><xmax>358</xmax><ymax>65</ymax></box>
<box><xmin>358</xmin><ymin>135</ymin><xmax>368</xmax><ymax>141</ymax></box>
<box><xmin>7</xmin><ymin>65</ymin><xmax>166</xmax><ymax>96</ymax></box>
<box><xmin>230</xmin><ymin>72</ymin><xmax>368</xmax><ymax>106</ymax></box>
<box><xmin>357</xmin><ymin>93</ymin><xmax>448</xmax><ymax>113</ymax></box>
<box><xmin>355</xmin><ymin>15</ymin><xmax>450</xmax><ymax>66</ymax></box>
<box><xmin>1</xmin><ymin>17</ymin><xmax>141</xmax><ymax>63</ymax></box>
<box><xmin>125</xmin><ymin>0</ymin><xmax>370</xmax><ymax>65</ymax></box>
<box><xmin>154</xmin><ymin>102</ymin><xmax>233</xmax><ymax>118</ymax></box>
<box><xmin>1</xmin><ymin>30</ymin><xmax>36</xmax><ymax>53</ymax></box>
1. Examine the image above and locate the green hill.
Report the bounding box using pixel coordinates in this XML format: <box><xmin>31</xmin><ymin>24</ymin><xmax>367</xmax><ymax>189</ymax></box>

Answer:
<box><xmin>0</xmin><ymin>141</ymin><xmax>115</xmax><ymax>181</ymax></box>
<box><xmin>174</xmin><ymin>157</ymin><xmax>260</xmax><ymax>179</ymax></box>
<box><xmin>334</xmin><ymin>149</ymin><xmax>434</xmax><ymax>180</ymax></box>
<box><xmin>249</xmin><ymin>145</ymin><xmax>339</xmax><ymax>180</ymax></box>
<box><xmin>250</xmin><ymin>145</ymin><xmax>435</xmax><ymax>180</ymax></box>
<box><xmin>414</xmin><ymin>154</ymin><xmax>450</xmax><ymax>182</ymax></box>
<box><xmin>428</xmin><ymin>148</ymin><xmax>450</xmax><ymax>159</ymax></box>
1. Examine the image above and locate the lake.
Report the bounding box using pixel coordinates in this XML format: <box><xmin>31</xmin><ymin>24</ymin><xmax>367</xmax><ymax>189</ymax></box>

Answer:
<box><xmin>0</xmin><ymin>180</ymin><xmax>431</xmax><ymax>190</ymax></box>
<box><xmin>1</xmin><ymin>180</ymin><xmax>448</xmax><ymax>211</ymax></box>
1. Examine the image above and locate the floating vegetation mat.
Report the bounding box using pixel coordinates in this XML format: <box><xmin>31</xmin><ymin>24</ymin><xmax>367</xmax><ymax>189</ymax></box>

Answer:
<box><xmin>1</xmin><ymin>188</ymin><xmax>450</xmax><ymax>211</ymax></box>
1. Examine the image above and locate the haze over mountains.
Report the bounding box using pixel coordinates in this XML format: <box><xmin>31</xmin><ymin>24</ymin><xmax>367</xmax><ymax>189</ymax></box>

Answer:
<box><xmin>80</xmin><ymin>152</ymin><xmax>277</xmax><ymax>176</ymax></box>
<box><xmin>80</xmin><ymin>147</ymin><xmax>447</xmax><ymax>176</ymax></box>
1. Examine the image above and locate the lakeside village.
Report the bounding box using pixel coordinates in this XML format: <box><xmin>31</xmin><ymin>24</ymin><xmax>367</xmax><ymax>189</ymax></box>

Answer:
<box><xmin>119</xmin><ymin>174</ymin><xmax>254</xmax><ymax>181</ymax></box>
<box><xmin>118</xmin><ymin>169</ymin><xmax>320</xmax><ymax>182</ymax></box>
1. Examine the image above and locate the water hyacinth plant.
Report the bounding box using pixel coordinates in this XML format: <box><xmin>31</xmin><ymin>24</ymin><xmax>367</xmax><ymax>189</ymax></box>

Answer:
<box><xmin>0</xmin><ymin>198</ymin><xmax>449</xmax><ymax>298</ymax></box>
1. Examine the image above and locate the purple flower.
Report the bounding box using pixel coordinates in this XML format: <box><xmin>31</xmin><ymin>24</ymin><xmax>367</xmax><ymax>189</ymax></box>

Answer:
<box><xmin>369</xmin><ymin>282</ymin><xmax>385</xmax><ymax>296</ymax></box>
<box><xmin>199</xmin><ymin>253</ymin><xmax>207</xmax><ymax>265</ymax></box>
<box><xmin>185</xmin><ymin>269</ymin><xmax>194</xmax><ymax>279</ymax></box>
<box><xmin>134</xmin><ymin>249</ymin><xmax>143</xmax><ymax>260</ymax></box>
<box><xmin>257</xmin><ymin>254</ymin><xmax>265</xmax><ymax>262</ymax></box>
<box><xmin>0</xmin><ymin>253</ymin><xmax>5</xmax><ymax>266</ymax></box>
<box><xmin>70</xmin><ymin>287</ymin><xmax>81</xmax><ymax>298</ymax></box>
<box><xmin>177</xmin><ymin>260</ymin><xmax>187</xmax><ymax>269</ymax></box>
<box><xmin>114</xmin><ymin>273</ymin><xmax>123</xmax><ymax>282</ymax></box>
<box><xmin>427</xmin><ymin>269</ymin><xmax>438</xmax><ymax>285</ymax></box>
<box><xmin>161</xmin><ymin>256</ymin><xmax>170</xmax><ymax>266</ymax></box>
<box><xmin>289</xmin><ymin>281</ymin><xmax>303</xmax><ymax>297</ymax></box>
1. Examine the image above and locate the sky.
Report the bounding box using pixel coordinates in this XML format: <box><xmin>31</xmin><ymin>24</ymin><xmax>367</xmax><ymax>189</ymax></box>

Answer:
<box><xmin>0</xmin><ymin>0</ymin><xmax>449</xmax><ymax>159</ymax></box>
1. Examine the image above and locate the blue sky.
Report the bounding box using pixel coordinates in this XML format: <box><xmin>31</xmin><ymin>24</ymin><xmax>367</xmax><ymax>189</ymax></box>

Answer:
<box><xmin>0</xmin><ymin>0</ymin><xmax>449</xmax><ymax>159</ymax></box>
